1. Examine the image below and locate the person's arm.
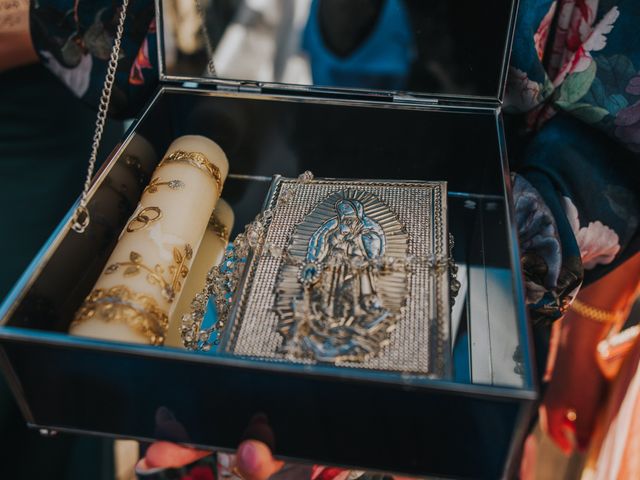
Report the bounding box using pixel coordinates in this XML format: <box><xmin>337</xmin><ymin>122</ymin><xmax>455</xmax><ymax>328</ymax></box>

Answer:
<box><xmin>541</xmin><ymin>253</ymin><xmax>640</xmax><ymax>453</ymax></box>
<box><xmin>0</xmin><ymin>0</ymin><xmax>38</xmax><ymax>72</ymax></box>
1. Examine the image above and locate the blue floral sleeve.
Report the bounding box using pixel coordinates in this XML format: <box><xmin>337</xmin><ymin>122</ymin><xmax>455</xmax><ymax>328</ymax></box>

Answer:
<box><xmin>506</xmin><ymin>0</ymin><xmax>640</xmax><ymax>324</ymax></box>
<box><xmin>506</xmin><ymin>0</ymin><xmax>640</xmax><ymax>151</ymax></box>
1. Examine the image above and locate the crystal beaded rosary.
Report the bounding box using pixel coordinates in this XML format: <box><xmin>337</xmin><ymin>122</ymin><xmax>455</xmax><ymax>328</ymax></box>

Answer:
<box><xmin>179</xmin><ymin>171</ymin><xmax>315</xmax><ymax>350</ymax></box>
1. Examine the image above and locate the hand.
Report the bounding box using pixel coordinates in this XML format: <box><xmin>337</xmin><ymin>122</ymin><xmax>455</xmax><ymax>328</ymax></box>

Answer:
<box><xmin>138</xmin><ymin>439</ymin><xmax>284</xmax><ymax>480</ymax></box>
<box><xmin>0</xmin><ymin>0</ymin><xmax>39</xmax><ymax>72</ymax></box>
<box><xmin>137</xmin><ymin>409</ymin><xmax>284</xmax><ymax>479</ymax></box>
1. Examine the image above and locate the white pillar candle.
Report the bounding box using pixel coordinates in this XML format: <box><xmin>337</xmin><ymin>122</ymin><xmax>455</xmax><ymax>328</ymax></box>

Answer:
<box><xmin>165</xmin><ymin>199</ymin><xmax>234</xmax><ymax>348</ymax></box>
<box><xmin>71</xmin><ymin>135</ymin><xmax>229</xmax><ymax>345</ymax></box>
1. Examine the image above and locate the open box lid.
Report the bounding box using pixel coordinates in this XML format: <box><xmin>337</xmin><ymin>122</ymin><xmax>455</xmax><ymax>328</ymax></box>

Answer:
<box><xmin>156</xmin><ymin>0</ymin><xmax>518</xmax><ymax>103</ymax></box>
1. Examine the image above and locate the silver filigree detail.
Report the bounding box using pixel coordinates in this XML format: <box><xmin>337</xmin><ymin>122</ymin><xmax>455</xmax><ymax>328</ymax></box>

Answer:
<box><xmin>179</xmin><ymin>174</ymin><xmax>314</xmax><ymax>351</ymax></box>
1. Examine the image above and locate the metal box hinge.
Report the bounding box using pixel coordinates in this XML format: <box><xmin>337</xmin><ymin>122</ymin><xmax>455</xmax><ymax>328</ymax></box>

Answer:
<box><xmin>181</xmin><ymin>81</ymin><xmax>201</xmax><ymax>89</ymax></box>
<box><xmin>179</xmin><ymin>81</ymin><xmax>262</xmax><ymax>94</ymax></box>
<box><xmin>393</xmin><ymin>93</ymin><xmax>439</xmax><ymax>106</ymax></box>
<box><xmin>215</xmin><ymin>82</ymin><xmax>262</xmax><ymax>94</ymax></box>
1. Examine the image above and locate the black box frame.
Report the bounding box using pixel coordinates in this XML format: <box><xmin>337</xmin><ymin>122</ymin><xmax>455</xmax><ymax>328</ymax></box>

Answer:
<box><xmin>1</xmin><ymin>0</ymin><xmax>537</xmax><ymax>474</ymax></box>
<box><xmin>0</xmin><ymin>86</ymin><xmax>536</xmax><ymax>478</ymax></box>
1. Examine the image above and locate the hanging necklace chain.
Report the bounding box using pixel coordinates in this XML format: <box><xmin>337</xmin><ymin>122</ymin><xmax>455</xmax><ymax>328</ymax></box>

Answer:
<box><xmin>194</xmin><ymin>0</ymin><xmax>217</xmax><ymax>77</ymax></box>
<box><xmin>72</xmin><ymin>0</ymin><xmax>215</xmax><ymax>234</ymax></box>
<box><xmin>72</xmin><ymin>0</ymin><xmax>130</xmax><ymax>233</ymax></box>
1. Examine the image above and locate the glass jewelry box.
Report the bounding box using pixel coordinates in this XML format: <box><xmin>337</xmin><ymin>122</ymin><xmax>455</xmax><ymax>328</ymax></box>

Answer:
<box><xmin>0</xmin><ymin>0</ymin><xmax>536</xmax><ymax>478</ymax></box>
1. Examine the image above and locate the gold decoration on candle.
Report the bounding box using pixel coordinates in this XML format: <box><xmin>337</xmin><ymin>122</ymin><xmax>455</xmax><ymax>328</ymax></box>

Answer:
<box><xmin>143</xmin><ymin>177</ymin><xmax>185</xmax><ymax>194</ymax></box>
<box><xmin>166</xmin><ymin>199</ymin><xmax>235</xmax><ymax>348</ymax></box>
<box><xmin>168</xmin><ymin>244</ymin><xmax>194</xmax><ymax>299</ymax></box>
<box><xmin>104</xmin><ymin>245</ymin><xmax>193</xmax><ymax>302</ymax></box>
<box><xmin>159</xmin><ymin>150</ymin><xmax>223</xmax><ymax>193</ymax></box>
<box><xmin>72</xmin><ymin>286</ymin><xmax>169</xmax><ymax>346</ymax></box>
<box><xmin>122</xmin><ymin>153</ymin><xmax>148</xmax><ymax>187</ymax></box>
<box><xmin>126</xmin><ymin>206</ymin><xmax>163</xmax><ymax>232</ymax></box>
<box><xmin>208</xmin><ymin>214</ymin><xmax>230</xmax><ymax>241</ymax></box>
<box><xmin>71</xmin><ymin>135</ymin><xmax>229</xmax><ymax>346</ymax></box>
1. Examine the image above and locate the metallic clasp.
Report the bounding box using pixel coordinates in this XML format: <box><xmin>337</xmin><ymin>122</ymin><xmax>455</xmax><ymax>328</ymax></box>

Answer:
<box><xmin>71</xmin><ymin>205</ymin><xmax>90</xmax><ymax>233</ymax></box>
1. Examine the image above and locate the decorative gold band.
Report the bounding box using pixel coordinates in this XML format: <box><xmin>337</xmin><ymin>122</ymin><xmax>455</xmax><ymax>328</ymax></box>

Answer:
<box><xmin>572</xmin><ymin>298</ymin><xmax>624</xmax><ymax>325</ymax></box>
<box><xmin>159</xmin><ymin>150</ymin><xmax>223</xmax><ymax>193</ymax></box>
<box><xmin>72</xmin><ymin>285</ymin><xmax>169</xmax><ymax>345</ymax></box>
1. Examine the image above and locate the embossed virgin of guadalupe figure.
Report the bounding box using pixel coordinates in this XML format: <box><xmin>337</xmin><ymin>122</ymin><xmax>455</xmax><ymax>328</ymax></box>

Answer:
<box><xmin>285</xmin><ymin>198</ymin><xmax>391</xmax><ymax>361</ymax></box>
<box><xmin>304</xmin><ymin>199</ymin><xmax>388</xmax><ymax>326</ymax></box>
<box><xmin>276</xmin><ymin>189</ymin><xmax>409</xmax><ymax>363</ymax></box>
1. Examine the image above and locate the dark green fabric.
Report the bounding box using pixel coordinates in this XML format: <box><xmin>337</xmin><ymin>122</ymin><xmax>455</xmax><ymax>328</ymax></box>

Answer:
<box><xmin>0</xmin><ymin>63</ymin><xmax>122</xmax><ymax>298</ymax></box>
<box><xmin>0</xmin><ymin>63</ymin><xmax>122</xmax><ymax>480</ymax></box>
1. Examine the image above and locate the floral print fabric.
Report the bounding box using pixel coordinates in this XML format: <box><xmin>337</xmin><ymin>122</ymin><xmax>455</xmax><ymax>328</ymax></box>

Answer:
<box><xmin>506</xmin><ymin>0</ymin><xmax>640</xmax><ymax>152</ymax></box>
<box><xmin>506</xmin><ymin>0</ymin><xmax>640</xmax><ymax>324</ymax></box>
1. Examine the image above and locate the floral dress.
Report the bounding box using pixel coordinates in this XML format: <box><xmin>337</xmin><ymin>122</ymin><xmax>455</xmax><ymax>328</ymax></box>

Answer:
<box><xmin>507</xmin><ymin>0</ymin><xmax>640</xmax><ymax>303</ymax></box>
<box><xmin>29</xmin><ymin>0</ymin><xmax>640</xmax><ymax>478</ymax></box>
<box><xmin>505</xmin><ymin>0</ymin><xmax>640</xmax><ymax>375</ymax></box>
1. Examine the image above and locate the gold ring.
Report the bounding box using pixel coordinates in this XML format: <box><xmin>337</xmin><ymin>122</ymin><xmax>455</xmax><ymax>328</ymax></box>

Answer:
<box><xmin>126</xmin><ymin>206</ymin><xmax>162</xmax><ymax>232</ymax></box>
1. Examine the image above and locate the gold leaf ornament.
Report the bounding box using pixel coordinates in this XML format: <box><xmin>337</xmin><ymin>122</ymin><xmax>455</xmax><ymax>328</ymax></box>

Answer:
<box><xmin>123</xmin><ymin>266</ymin><xmax>139</xmax><ymax>277</ymax></box>
<box><xmin>100</xmin><ymin>245</ymin><xmax>192</xmax><ymax>305</ymax></box>
<box><xmin>104</xmin><ymin>264</ymin><xmax>119</xmax><ymax>275</ymax></box>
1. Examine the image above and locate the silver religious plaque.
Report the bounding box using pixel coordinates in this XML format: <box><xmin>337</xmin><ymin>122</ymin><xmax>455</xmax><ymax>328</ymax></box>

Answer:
<box><xmin>220</xmin><ymin>177</ymin><xmax>450</xmax><ymax>377</ymax></box>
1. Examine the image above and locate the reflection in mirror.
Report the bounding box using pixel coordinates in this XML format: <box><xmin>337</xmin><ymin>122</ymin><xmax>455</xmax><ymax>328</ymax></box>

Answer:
<box><xmin>160</xmin><ymin>0</ymin><xmax>512</xmax><ymax>97</ymax></box>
